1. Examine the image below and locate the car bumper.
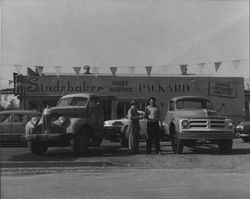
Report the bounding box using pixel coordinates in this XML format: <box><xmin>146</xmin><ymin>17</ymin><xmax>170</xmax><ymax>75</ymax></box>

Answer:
<box><xmin>24</xmin><ymin>133</ymin><xmax>72</xmax><ymax>142</ymax></box>
<box><xmin>177</xmin><ymin>131</ymin><xmax>235</xmax><ymax>140</ymax></box>
<box><xmin>103</xmin><ymin>127</ymin><xmax>121</xmax><ymax>139</ymax></box>
<box><xmin>236</xmin><ymin>133</ymin><xmax>250</xmax><ymax>138</ymax></box>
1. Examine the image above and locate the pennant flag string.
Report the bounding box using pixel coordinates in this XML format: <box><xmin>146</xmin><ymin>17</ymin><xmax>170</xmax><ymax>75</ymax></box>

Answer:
<box><xmin>180</xmin><ymin>64</ymin><xmax>188</xmax><ymax>75</ymax></box>
<box><xmin>197</xmin><ymin>63</ymin><xmax>206</xmax><ymax>74</ymax></box>
<box><xmin>73</xmin><ymin>66</ymin><xmax>81</xmax><ymax>77</ymax></box>
<box><xmin>145</xmin><ymin>66</ymin><xmax>152</xmax><ymax>77</ymax></box>
<box><xmin>214</xmin><ymin>62</ymin><xmax>221</xmax><ymax>72</ymax></box>
<box><xmin>232</xmin><ymin>60</ymin><xmax>240</xmax><ymax>70</ymax></box>
<box><xmin>110</xmin><ymin>67</ymin><xmax>117</xmax><ymax>76</ymax></box>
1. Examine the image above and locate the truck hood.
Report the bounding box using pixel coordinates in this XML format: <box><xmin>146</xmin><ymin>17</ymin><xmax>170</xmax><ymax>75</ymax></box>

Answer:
<box><xmin>43</xmin><ymin>106</ymin><xmax>87</xmax><ymax>116</ymax></box>
<box><xmin>174</xmin><ymin>109</ymin><xmax>225</xmax><ymax>119</ymax></box>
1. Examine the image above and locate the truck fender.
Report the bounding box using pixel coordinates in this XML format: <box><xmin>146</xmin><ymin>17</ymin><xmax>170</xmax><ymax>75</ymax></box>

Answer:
<box><xmin>66</xmin><ymin>118</ymin><xmax>92</xmax><ymax>135</ymax></box>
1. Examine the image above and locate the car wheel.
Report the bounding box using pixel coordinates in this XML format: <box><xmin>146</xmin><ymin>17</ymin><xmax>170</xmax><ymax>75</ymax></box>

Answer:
<box><xmin>218</xmin><ymin>139</ymin><xmax>233</xmax><ymax>153</ymax></box>
<box><xmin>242</xmin><ymin>137</ymin><xmax>250</xmax><ymax>143</ymax></box>
<box><xmin>28</xmin><ymin>141</ymin><xmax>48</xmax><ymax>155</ymax></box>
<box><xmin>72</xmin><ymin>131</ymin><xmax>89</xmax><ymax>156</ymax></box>
<box><xmin>171</xmin><ymin>126</ymin><xmax>183</xmax><ymax>154</ymax></box>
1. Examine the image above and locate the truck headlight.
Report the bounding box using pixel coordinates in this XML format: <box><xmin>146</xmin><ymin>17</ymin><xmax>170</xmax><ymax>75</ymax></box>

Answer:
<box><xmin>235</xmin><ymin>125</ymin><xmax>243</xmax><ymax>131</ymax></box>
<box><xmin>58</xmin><ymin>116</ymin><xmax>66</xmax><ymax>125</ymax></box>
<box><xmin>31</xmin><ymin>117</ymin><xmax>40</xmax><ymax>126</ymax></box>
<box><xmin>226</xmin><ymin>121</ymin><xmax>233</xmax><ymax>128</ymax></box>
<box><xmin>181</xmin><ymin>120</ymin><xmax>189</xmax><ymax>128</ymax></box>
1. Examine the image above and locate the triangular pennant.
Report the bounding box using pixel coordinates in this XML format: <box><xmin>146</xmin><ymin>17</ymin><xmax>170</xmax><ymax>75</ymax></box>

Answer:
<box><xmin>36</xmin><ymin>66</ymin><xmax>44</xmax><ymax>76</ymax></box>
<box><xmin>54</xmin><ymin>66</ymin><xmax>63</xmax><ymax>77</ymax></box>
<box><xmin>110</xmin><ymin>67</ymin><xmax>117</xmax><ymax>76</ymax></box>
<box><xmin>180</xmin><ymin>64</ymin><xmax>187</xmax><ymax>75</ymax></box>
<box><xmin>214</xmin><ymin>62</ymin><xmax>221</xmax><ymax>72</ymax></box>
<box><xmin>128</xmin><ymin>66</ymin><xmax>136</xmax><ymax>77</ymax></box>
<box><xmin>14</xmin><ymin>65</ymin><xmax>22</xmax><ymax>75</ymax></box>
<box><xmin>232</xmin><ymin>60</ymin><xmax>240</xmax><ymax>70</ymax></box>
<box><xmin>73</xmin><ymin>67</ymin><xmax>81</xmax><ymax>77</ymax></box>
<box><xmin>197</xmin><ymin>63</ymin><xmax>206</xmax><ymax>74</ymax></box>
<box><xmin>9</xmin><ymin>80</ymin><xmax>14</xmax><ymax>85</ymax></box>
<box><xmin>145</xmin><ymin>66</ymin><xmax>152</xmax><ymax>77</ymax></box>
<box><xmin>27</xmin><ymin>67</ymin><xmax>38</xmax><ymax>76</ymax></box>
<box><xmin>93</xmin><ymin>66</ymin><xmax>100</xmax><ymax>77</ymax></box>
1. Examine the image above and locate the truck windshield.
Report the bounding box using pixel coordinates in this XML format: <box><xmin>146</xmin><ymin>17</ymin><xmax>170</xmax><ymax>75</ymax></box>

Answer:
<box><xmin>176</xmin><ymin>99</ymin><xmax>213</xmax><ymax>110</ymax></box>
<box><xmin>56</xmin><ymin>97</ymin><xmax>88</xmax><ymax>107</ymax></box>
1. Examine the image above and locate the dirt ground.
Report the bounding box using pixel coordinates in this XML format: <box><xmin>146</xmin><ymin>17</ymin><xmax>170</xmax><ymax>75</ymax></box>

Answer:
<box><xmin>1</xmin><ymin>139</ymin><xmax>250</xmax><ymax>199</ymax></box>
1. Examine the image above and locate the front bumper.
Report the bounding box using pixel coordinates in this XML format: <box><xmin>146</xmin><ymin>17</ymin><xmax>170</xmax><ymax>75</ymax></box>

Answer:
<box><xmin>177</xmin><ymin>131</ymin><xmax>235</xmax><ymax>140</ymax></box>
<box><xmin>103</xmin><ymin>127</ymin><xmax>121</xmax><ymax>140</ymax></box>
<box><xmin>24</xmin><ymin>133</ymin><xmax>72</xmax><ymax>142</ymax></box>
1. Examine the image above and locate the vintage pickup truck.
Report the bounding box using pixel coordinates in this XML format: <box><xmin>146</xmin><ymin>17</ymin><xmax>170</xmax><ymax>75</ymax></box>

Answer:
<box><xmin>24</xmin><ymin>93</ymin><xmax>104</xmax><ymax>155</ymax></box>
<box><xmin>162</xmin><ymin>96</ymin><xmax>235</xmax><ymax>154</ymax></box>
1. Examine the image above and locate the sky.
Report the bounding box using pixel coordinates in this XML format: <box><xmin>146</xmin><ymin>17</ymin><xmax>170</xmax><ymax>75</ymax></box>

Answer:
<box><xmin>0</xmin><ymin>0</ymin><xmax>249</xmax><ymax>88</ymax></box>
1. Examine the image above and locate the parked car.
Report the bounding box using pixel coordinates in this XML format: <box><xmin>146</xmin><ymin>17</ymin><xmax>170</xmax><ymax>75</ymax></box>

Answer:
<box><xmin>24</xmin><ymin>93</ymin><xmax>104</xmax><ymax>155</ymax></box>
<box><xmin>235</xmin><ymin>121</ymin><xmax>250</xmax><ymax>142</ymax></box>
<box><xmin>104</xmin><ymin>111</ymin><xmax>167</xmax><ymax>147</ymax></box>
<box><xmin>162</xmin><ymin>96</ymin><xmax>235</xmax><ymax>154</ymax></box>
<box><xmin>0</xmin><ymin>110</ymin><xmax>41</xmax><ymax>146</ymax></box>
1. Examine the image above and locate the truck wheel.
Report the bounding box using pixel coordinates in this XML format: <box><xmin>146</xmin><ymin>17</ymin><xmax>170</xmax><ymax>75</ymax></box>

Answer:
<box><xmin>242</xmin><ymin>137</ymin><xmax>250</xmax><ymax>143</ymax></box>
<box><xmin>120</xmin><ymin>137</ymin><xmax>128</xmax><ymax>147</ymax></box>
<box><xmin>90</xmin><ymin>138</ymin><xmax>103</xmax><ymax>147</ymax></box>
<box><xmin>170</xmin><ymin>126</ymin><xmax>183</xmax><ymax>154</ymax></box>
<box><xmin>171</xmin><ymin>138</ymin><xmax>184</xmax><ymax>154</ymax></box>
<box><xmin>28</xmin><ymin>141</ymin><xmax>48</xmax><ymax>155</ymax></box>
<box><xmin>72</xmin><ymin>132</ymin><xmax>89</xmax><ymax>155</ymax></box>
<box><xmin>218</xmin><ymin>139</ymin><xmax>233</xmax><ymax>153</ymax></box>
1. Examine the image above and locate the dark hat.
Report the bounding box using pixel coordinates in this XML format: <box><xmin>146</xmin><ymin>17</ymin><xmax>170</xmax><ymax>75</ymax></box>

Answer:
<box><xmin>130</xmin><ymin>100</ymin><xmax>136</xmax><ymax>105</ymax></box>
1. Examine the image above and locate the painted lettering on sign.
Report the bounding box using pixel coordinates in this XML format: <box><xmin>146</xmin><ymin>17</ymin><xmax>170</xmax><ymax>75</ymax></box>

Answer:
<box><xmin>27</xmin><ymin>78</ymin><xmax>104</xmax><ymax>93</ymax></box>
<box><xmin>139</xmin><ymin>83</ymin><xmax>190</xmax><ymax>93</ymax></box>
<box><xmin>208</xmin><ymin>81</ymin><xmax>237</xmax><ymax>98</ymax></box>
<box><xmin>110</xmin><ymin>80</ymin><xmax>132</xmax><ymax>92</ymax></box>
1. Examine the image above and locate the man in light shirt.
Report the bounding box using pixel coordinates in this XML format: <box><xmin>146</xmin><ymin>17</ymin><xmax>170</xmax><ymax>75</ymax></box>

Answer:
<box><xmin>145</xmin><ymin>97</ymin><xmax>162</xmax><ymax>154</ymax></box>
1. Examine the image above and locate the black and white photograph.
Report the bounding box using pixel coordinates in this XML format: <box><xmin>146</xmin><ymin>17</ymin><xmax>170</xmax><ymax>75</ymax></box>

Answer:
<box><xmin>0</xmin><ymin>0</ymin><xmax>249</xmax><ymax>198</ymax></box>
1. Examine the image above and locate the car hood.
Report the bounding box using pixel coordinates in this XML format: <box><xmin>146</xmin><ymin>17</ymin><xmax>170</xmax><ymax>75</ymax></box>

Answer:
<box><xmin>174</xmin><ymin>109</ymin><xmax>225</xmax><ymax>119</ymax></box>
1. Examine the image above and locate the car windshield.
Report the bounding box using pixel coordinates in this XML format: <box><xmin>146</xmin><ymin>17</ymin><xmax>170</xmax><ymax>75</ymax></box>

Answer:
<box><xmin>56</xmin><ymin>97</ymin><xmax>88</xmax><ymax>107</ymax></box>
<box><xmin>176</xmin><ymin>99</ymin><xmax>213</xmax><ymax>110</ymax></box>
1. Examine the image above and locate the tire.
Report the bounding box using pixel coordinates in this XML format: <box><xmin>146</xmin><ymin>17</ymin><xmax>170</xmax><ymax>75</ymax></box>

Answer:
<box><xmin>242</xmin><ymin>137</ymin><xmax>250</xmax><ymax>143</ymax></box>
<box><xmin>90</xmin><ymin>138</ymin><xmax>103</xmax><ymax>147</ymax></box>
<box><xmin>72</xmin><ymin>131</ymin><xmax>89</xmax><ymax>156</ymax></box>
<box><xmin>120</xmin><ymin>137</ymin><xmax>128</xmax><ymax>147</ymax></box>
<box><xmin>218</xmin><ymin>139</ymin><xmax>233</xmax><ymax>153</ymax></box>
<box><xmin>170</xmin><ymin>126</ymin><xmax>183</xmax><ymax>154</ymax></box>
<box><xmin>171</xmin><ymin>138</ymin><xmax>184</xmax><ymax>154</ymax></box>
<box><xmin>28</xmin><ymin>141</ymin><xmax>48</xmax><ymax>155</ymax></box>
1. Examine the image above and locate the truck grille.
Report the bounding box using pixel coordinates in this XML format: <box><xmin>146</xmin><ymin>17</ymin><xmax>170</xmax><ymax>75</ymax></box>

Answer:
<box><xmin>42</xmin><ymin>114</ymin><xmax>52</xmax><ymax>134</ymax></box>
<box><xmin>189</xmin><ymin>119</ymin><xmax>225</xmax><ymax>128</ymax></box>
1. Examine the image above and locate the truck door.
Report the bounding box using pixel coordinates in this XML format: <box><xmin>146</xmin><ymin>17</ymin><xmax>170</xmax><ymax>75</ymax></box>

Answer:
<box><xmin>165</xmin><ymin>101</ymin><xmax>175</xmax><ymax>125</ymax></box>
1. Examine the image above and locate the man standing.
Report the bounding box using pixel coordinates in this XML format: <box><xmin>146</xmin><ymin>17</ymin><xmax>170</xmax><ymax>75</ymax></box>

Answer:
<box><xmin>126</xmin><ymin>100</ymin><xmax>142</xmax><ymax>154</ymax></box>
<box><xmin>145</xmin><ymin>97</ymin><xmax>161</xmax><ymax>154</ymax></box>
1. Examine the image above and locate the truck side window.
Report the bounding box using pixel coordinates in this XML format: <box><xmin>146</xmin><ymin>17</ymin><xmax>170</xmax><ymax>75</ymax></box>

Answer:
<box><xmin>169</xmin><ymin>101</ymin><xmax>174</xmax><ymax>111</ymax></box>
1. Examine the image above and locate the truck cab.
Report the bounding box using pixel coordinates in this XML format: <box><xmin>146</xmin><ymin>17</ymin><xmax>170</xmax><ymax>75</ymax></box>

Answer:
<box><xmin>162</xmin><ymin>96</ymin><xmax>235</xmax><ymax>154</ymax></box>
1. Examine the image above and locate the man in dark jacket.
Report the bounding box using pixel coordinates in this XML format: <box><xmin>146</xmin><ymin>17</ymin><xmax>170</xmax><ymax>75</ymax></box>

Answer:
<box><xmin>145</xmin><ymin>97</ymin><xmax>162</xmax><ymax>154</ymax></box>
